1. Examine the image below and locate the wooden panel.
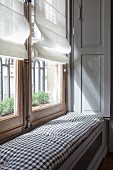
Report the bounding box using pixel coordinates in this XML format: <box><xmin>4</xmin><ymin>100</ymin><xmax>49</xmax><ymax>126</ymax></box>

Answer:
<box><xmin>73</xmin><ymin>0</ymin><xmax>111</xmax><ymax>117</ymax></box>
<box><xmin>82</xmin><ymin>55</ymin><xmax>103</xmax><ymax>112</ymax></box>
<box><xmin>81</xmin><ymin>0</ymin><xmax>103</xmax><ymax>48</ymax></box>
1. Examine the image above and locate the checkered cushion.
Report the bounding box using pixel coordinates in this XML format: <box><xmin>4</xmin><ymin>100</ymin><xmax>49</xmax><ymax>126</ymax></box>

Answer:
<box><xmin>0</xmin><ymin>112</ymin><xmax>102</xmax><ymax>170</ymax></box>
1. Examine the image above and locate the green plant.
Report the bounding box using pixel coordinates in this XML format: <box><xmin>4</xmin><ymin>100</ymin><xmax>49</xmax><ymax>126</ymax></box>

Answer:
<box><xmin>32</xmin><ymin>91</ymin><xmax>50</xmax><ymax>106</ymax></box>
<box><xmin>0</xmin><ymin>101</ymin><xmax>3</xmax><ymax>115</ymax></box>
<box><xmin>32</xmin><ymin>93</ymin><xmax>40</xmax><ymax>106</ymax></box>
<box><xmin>38</xmin><ymin>91</ymin><xmax>50</xmax><ymax>104</ymax></box>
<box><xmin>0</xmin><ymin>97</ymin><xmax>14</xmax><ymax>117</ymax></box>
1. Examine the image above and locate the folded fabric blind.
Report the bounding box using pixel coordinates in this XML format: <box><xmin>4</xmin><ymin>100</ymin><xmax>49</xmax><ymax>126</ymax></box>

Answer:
<box><xmin>0</xmin><ymin>0</ymin><xmax>30</xmax><ymax>59</ymax></box>
<box><xmin>33</xmin><ymin>0</ymin><xmax>71</xmax><ymax>63</ymax></box>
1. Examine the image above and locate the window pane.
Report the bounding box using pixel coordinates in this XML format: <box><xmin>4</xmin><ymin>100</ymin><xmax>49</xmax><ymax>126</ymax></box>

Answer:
<box><xmin>0</xmin><ymin>57</ymin><xmax>16</xmax><ymax>119</ymax></box>
<box><xmin>45</xmin><ymin>62</ymin><xmax>63</xmax><ymax>104</ymax></box>
<box><xmin>31</xmin><ymin>5</ymin><xmax>63</xmax><ymax>111</ymax></box>
<box><xmin>32</xmin><ymin>60</ymin><xmax>63</xmax><ymax>109</ymax></box>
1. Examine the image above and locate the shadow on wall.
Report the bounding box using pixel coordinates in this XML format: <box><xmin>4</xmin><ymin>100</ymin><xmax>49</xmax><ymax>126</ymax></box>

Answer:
<box><xmin>74</xmin><ymin>55</ymin><xmax>102</xmax><ymax>113</ymax></box>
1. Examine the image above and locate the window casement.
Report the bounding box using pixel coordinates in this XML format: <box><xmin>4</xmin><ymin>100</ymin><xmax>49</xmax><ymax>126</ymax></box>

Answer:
<box><xmin>31</xmin><ymin>63</ymin><xmax>67</xmax><ymax>126</ymax></box>
<box><xmin>30</xmin><ymin>0</ymin><xmax>71</xmax><ymax>125</ymax></box>
<box><xmin>0</xmin><ymin>0</ymin><xmax>71</xmax><ymax>141</ymax></box>
<box><xmin>0</xmin><ymin>59</ymin><xmax>25</xmax><ymax>141</ymax></box>
<box><xmin>0</xmin><ymin>0</ymin><xmax>30</xmax><ymax>141</ymax></box>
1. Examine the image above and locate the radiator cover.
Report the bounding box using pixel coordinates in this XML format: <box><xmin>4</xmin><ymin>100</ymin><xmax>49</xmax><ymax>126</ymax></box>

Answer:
<box><xmin>75</xmin><ymin>133</ymin><xmax>102</xmax><ymax>170</ymax></box>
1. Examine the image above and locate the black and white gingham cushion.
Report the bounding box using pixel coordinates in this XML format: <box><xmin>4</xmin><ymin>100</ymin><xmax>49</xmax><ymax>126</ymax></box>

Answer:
<box><xmin>0</xmin><ymin>112</ymin><xmax>103</xmax><ymax>170</ymax></box>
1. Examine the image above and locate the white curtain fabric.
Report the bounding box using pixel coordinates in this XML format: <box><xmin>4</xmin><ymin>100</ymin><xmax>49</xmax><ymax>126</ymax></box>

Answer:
<box><xmin>33</xmin><ymin>0</ymin><xmax>71</xmax><ymax>63</ymax></box>
<box><xmin>33</xmin><ymin>43</ymin><xmax>69</xmax><ymax>64</ymax></box>
<box><xmin>0</xmin><ymin>0</ymin><xmax>30</xmax><ymax>59</ymax></box>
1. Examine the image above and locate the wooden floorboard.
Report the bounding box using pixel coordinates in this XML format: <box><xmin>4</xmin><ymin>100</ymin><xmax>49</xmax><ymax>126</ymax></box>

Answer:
<box><xmin>98</xmin><ymin>152</ymin><xmax>113</xmax><ymax>170</ymax></box>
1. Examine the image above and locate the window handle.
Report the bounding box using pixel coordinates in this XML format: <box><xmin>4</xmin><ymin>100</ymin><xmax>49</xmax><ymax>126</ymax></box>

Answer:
<box><xmin>77</xmin><ymin>5</ymin><xmax>82</xmax><ymax>20</ymax></box>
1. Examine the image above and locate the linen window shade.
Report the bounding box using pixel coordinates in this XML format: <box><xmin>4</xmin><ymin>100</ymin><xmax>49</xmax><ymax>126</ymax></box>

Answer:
<box><xmin>0</xmin><ymin>0</ymin><xmax>30</xmax><ymax>59</ymax></box>
<box><xmin>33</xmin><ymin>0</ymin><xmax>71</xmax><ymax>63</ymax></box>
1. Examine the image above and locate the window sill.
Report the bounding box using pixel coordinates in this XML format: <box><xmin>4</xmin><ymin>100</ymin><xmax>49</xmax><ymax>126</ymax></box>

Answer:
<box><xmin>32</xmin><ymin>103</ymin><xmax>62</xmax><ymax>112</ymax></box>
<box><xmin>31</xmin><ymin>103</ymin><xmax>66</xmax><ymax>123</ymax></box>
<box><xmin>0</xmin><ymin>114</ymin><xmax>18</xmax><ymax>122</ymax></box>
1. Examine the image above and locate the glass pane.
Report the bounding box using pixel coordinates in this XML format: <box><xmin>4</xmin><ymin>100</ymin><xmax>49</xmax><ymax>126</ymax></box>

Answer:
<box><xmin>45</xmin><ymin>62</ymin><xmax>63</xmax><ymax>104</ymax></box>
<box><xmin>31</xmin><ymin>6</ymin><xmax>63</xmax><ymax>110</ymax></box>
<box><xmin>32</xmin><ymin>59</ymin><xmax>63</xmax><ymax>109</ymax></box>
<box><xmin>0</xmin><ymin>57</ymin><xmax>16</xmax><ymax>119</ymax></box>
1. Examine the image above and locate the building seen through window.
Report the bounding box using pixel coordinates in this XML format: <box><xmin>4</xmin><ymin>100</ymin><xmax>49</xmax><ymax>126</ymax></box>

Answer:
<box><xmin>32</xmin><ymin>59</ymin><xmax>63</xmax><ymax>109</ymax></box>
<box><xmin>0</xmin><ymin>55</ymin><xmax>63</xmax><ymax>117</ymax></box>
<box><xmin>0</xmin><ymin>57</ymin><xmax>15</xmax><ymax>118</ymax></box>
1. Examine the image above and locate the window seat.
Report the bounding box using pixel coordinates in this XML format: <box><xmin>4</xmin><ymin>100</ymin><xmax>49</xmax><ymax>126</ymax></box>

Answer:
<box><xmin>0</xmin><ymin>112</ymin><xmax>103</xmax><ymax>170</ymax></box>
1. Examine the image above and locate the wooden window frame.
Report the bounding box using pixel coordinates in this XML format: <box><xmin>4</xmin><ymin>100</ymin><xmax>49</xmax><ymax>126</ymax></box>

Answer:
<box><xmin>0</xmin><ymin>1</ymin><xmax>68</xmax><ymax>141</ymax></box>
<box><xmin>30</xmin><ymin>65</ymin><xmax>67</xmax><ymax>126</ymax></box>
<box><xmin>0</xmin><ymin>61</ymin><xmax>26</xmax><ymax>141</ymax></box>
<box><xmin>30</xmin><ymin>3</ymin><xmax>67</xmax><ymax>126</ymax></box>
<box><xmin>0</xmin><ymin>1</ymin><xmax>30</xmax><ymax>141</ymax></box>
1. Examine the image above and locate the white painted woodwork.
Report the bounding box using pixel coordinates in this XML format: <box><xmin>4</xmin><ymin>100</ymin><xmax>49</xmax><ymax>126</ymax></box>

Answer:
<box><xmin>73</xmin><ymin>0</ymin><xmax>111</xmax><ymax>117</ymax></box>
<box><xmin>82</xmin><ymin>55</ymin><xmax>104</xmax><ymax>113</ymax></box>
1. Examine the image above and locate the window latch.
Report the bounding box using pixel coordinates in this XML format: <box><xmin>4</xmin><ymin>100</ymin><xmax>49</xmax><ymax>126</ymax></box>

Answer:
<box><xmin>26</xmin><ymin>0</ymin><xmax>31</xmax><ymax>3</ymax></box>
<box><xmin>25</xmin><ymin>59</ymin><xmax>30</xmax><ymax>63</ymax></box>
<box><xmin>77</xmin><ymin>5</ymin><xmax>82</xmax><ymax>20</ymax></box>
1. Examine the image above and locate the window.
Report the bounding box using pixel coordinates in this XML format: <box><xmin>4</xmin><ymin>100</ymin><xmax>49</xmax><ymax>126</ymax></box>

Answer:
<box><xmin>44</xmin><ymin>62</ymin><xmax>63</xmax><ymax>105</ymax></box>
<box><xmin>0</xmin><ymin>0</ymin><xmax>30</xmax><ymax>141</ymax></box>
<box><xmin>30</xmin><ymin>0</ymin><xmax>69</xmax><ymax>124</ymax></box>
<box><xmin>32</xmin><ymin>60</ymin><xmax>63</xmax><ymax>109</ymax></box>
<box><xmin>31</xmin><ymin>61</ymin><xmax>66</xmax><ymax>125</ymax></box>
<box><xmin>32</xmin><ymin>60</ymin><xmax>45</xmax><ymax>93</ymax></box>
<box><xmin>0</xmin><ymin>0</ymin><xmax>70</xmax><ymax>140</ymax></box>
<box><xmin>0</xmin><ymin>57</ymin><xmax>15</xmax><ymax>118</ymax></box>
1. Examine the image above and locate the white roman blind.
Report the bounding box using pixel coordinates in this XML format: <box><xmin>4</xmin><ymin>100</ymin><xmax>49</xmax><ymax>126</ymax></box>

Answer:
<box><xmin>33</xmin><ymin>0</ymin><xmax>71</xmax><ymax>63</ymax></box>
<box><xmin>0</xmin><ymin>0</ymin><xmax>30</xmax><ymax>59</ymax></box>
